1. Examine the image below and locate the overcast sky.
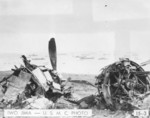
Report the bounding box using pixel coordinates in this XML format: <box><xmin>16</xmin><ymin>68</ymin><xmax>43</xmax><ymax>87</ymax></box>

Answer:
<box><xmin>0</xmin><ymin>0</ymin><xmax>150</xmax><ymax>58</ymax></box>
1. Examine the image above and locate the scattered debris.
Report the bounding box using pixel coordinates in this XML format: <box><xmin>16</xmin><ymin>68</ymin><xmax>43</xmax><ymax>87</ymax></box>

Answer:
<box><xmin>0</xmin><ymin>38</ymin><xmax>97</xmax><ymax>110</ymax></box>
<box><xmin>95</xmin><ymin>58</ymin><xmax>150</xmax><ymax>111</ymax></box>
<box><xmin>1</xmin><ymin>37</ymin><xmax>150</xmax><ymax>116</ymax></box>
<box><xmin>0</xmin><ymin>38</ymin><xmax>73</xmax><ymax>109</ymax></box>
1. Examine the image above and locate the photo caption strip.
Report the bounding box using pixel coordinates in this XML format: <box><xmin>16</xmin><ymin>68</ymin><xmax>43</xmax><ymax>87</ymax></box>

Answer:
<box><xmin>4</xmin><ymin>109</ymin><xmax>92</xmax><ymax>117</ymax></box>
<box><xmin>133</xmin><ymin>110</ymin><xmax>149</xmax><ymax>118</ymax></box>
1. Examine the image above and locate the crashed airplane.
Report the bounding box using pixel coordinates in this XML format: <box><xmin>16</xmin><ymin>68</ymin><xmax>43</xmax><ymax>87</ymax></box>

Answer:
<box><xmin>95</xmin><ymin>58</ymin><xmax>150</xmax><ymax>110</ymax></box>
<box><xmin>0</xmin><ymin>38</ymin><xmax>74</xmax><ymax>109</ymax></box>
<box><xmin>0</xmin><ymin>38</ymin><xmax>150</xmax><ymax>111</ymax></box>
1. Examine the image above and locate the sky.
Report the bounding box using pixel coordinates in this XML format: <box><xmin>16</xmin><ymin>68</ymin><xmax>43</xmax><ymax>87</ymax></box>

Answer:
<box><xmin>0</xmin><ymin>0</ymin><xmax>150</xmax><ymax>58</ymax></box>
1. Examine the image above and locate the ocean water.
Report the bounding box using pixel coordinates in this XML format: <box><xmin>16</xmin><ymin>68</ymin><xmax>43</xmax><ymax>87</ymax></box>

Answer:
<box><xmin>0</xmin><ymin>52</ymin><xmax>150</xmax><ymax>75</ymax></box>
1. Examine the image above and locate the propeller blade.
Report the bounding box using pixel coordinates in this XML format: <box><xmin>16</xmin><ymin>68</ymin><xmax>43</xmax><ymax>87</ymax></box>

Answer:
<box><xmin>48</xmin><ymin>38</ymin><xmax>57</xmax><ymax>70</ymax></box>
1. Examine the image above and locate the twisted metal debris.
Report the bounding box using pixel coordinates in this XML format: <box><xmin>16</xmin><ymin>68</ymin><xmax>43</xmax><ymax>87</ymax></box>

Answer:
<box><xmin>0</xmin><ymin>38</ymin><xmax>73</xmax><ymax>109</ymax></box>
<box><xmin>1</xmin><ymin>38</ymin><xmax>150</xmax><ymax>112</ymax></box>
<box><xmin>95</xmin><ymin>58</ymin><xmax>150</xmax><ymax>110</ymax></box>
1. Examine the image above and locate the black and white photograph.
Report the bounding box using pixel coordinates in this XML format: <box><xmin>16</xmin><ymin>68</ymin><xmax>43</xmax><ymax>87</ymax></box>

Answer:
<box><xmin>0</xmin><ymin>0</ymin><xmax>150</xmax><ymax>118</ymax></box>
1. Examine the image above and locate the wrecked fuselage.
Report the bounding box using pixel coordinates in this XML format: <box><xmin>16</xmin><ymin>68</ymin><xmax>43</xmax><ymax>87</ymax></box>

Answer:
<box><xmin>0</xmin><ymin>38</ymin><xmax>73</xmax><ymax>109</ymax></box>
<box><xmin>95</xmin><ymin>58</ymin><xmax>150</xmax><ymax>110</ymax></box>
<box><xmin>0</xmin><ymin>59</ymin><xmax>70</xmax><ymax>109</ymax></box>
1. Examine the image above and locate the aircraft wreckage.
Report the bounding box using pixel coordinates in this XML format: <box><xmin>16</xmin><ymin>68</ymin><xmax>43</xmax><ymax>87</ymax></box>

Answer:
<box><xmin>95</xmin><ymin>58</ymin><xmax>150</xmax><ymax>110</ymax></box>
<box><xmin>0</xmin><ymin>38</ymin><xmax>150</xmax><ymax>111</ymax></box>
<box><xmin>0</xmin><ymin>38</ymin><xmax>76</xmax><ymax>109</ymax></box>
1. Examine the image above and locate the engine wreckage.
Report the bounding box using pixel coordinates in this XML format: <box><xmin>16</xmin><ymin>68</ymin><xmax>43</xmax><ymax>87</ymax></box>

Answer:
<box><xmin>95</xmin><ymin>58</ymin><xmax>150</xmax><ymax>110</ymax></box>
<box><xmin>0</xmin><ymin>38</ymin><xmax>150</xmax><ymax>111</ymax></box>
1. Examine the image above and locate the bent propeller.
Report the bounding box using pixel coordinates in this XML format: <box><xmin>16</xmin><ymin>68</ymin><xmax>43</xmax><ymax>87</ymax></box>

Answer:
<box><xmin>48</xmin><ymin>38</ymin><xmax>57</xmax><ymax>70</ymax></box>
